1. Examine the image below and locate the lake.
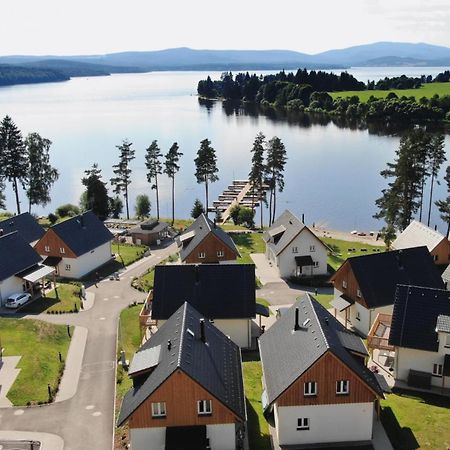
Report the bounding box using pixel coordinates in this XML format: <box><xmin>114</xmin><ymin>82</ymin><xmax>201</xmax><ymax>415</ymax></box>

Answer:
<box><xmin>1</xmin><ymin>67</ymin><xmax>450</xmax><ymax>232</ymax></box>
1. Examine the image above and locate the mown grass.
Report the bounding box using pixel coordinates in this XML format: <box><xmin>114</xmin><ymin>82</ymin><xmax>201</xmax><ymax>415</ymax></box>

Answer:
<box><xmin>381</xmin><ymin>389</ymin><xmax>450</xmax><ymax>449</ymax></box>
<box><xmin>329</xmin><ymin>82</ymin><xmax>450</xmax><ymax>102</ymax></box>
<box><xmin>132</xmin><ymin>254</ymin><xmax>179</xmax><ymax>292</ymax></box>
<box><xmin>23</xmin><ymin>282</ymin><xmax>81</xmax><ymax>314</ymax></box>
<box><xmin>1</xmin><ymin>318</ymin><xmax>72</xmax><ymax>405</ymax></box>
<box><xmin>322</xmin><ymin>236</ymin><xmax>385</xmax><ymax>271</ymax></box>
<box><xmin>112</xmin><ymin>243</ymin><xmax>147</xmax><ymax>266</ymax></box>
<box><xmin>163</xmin><ymin>217</ymin><xmax>248</xmax><ymax>232</ymax></box>
<box><xmin>313</xmin><ymin>294</ymin><xmax>334</xmax><ymax>309</ymax></box>
<box><xmin>233</xmin><ymin>233</ymin><xmax>265</xmax><ymax>264</ymax></box>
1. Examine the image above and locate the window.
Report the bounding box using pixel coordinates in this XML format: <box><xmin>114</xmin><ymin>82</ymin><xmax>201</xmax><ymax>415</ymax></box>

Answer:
<box><xmin>151</xmin><ymin>402</ymin><xmax>166</xmax><ymax>417</ymax></box>
<box><xmin>60</xmin><ymin>247</ymin><xmax>65</xmax><ymax>254</ymax></box>
<box><xmin>198</xmin><ymin>252</ymin><xmax>206</xmax><ymax>259</ymax></box>
<box><xmin>336</xmin><ymin>380</ymin><xmax>349</xmax><ymax>395</ymax></box>
<box><xmin>217</xmin><ymin>250</ymin><xmax>224</xmax><ymax>258</ymax></box>
<box><xmin>355</xmin><ymin>311</ymin><xmax>361</xmax><ymax>321</ymax></box>
<box><xmin>297</xmin><ymin>418</ymin><xmax>310</xmax><ymax>430</ymax></box>
<box><xmin>197</xmin><ymin>399</ymin><xmax>212</xmax><ymax>415</ymax></box>
<box><xmin>309</xmin><ymin>245</ymin><xmax>316</xmax><ymax>252</ymax></box>
<box><xmin>292</xmin><ymin>246</ymin><xmax>298</xmax><ymax>253</ymax></box>
<box><xmin>433</xmin><ymin>363</ymin><xmax>443</xmax><ymax>377</ymax></box>
<box><xmin>65</xmin><ymin>264</ymin><xmax>71</xmax><ymax>271</ymax></box>
<box><xmin>357</xmin><ymin>289</ymin><xmax>362</xmax><ymax>298</ymax></box>
<box><xmin>44</xmin><ymin>245</ymin><xmax>50</xmax><ymax>252</ymax></box>
<box><xmin>303</xmin><ymin>381</ymin><xmax>317</xmax><ymax>396</ymax></box>
<box><xmin>445</xmin><ymin>335</ymin><xmax>450</xmax><ymax>348</ymax></box>
<box><xmin>434</xmin><ymin>254</ymin><xmax>439</xmax><ymax>262</ymax></box>
<box><xmin>313</xmin><ymin>261</ymin><xmax>319</xmax><ymax>267</ymax></box>
<box><xmin>342</xmin><ymin>280</ymin><xmax>347</xmax><ymax>289</ymax></box>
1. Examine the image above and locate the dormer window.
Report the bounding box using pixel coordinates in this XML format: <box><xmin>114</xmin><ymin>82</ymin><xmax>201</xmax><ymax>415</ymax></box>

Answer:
<box><xmin>197</xmin><ymin>399</ymin><xmax>212</xmax><ymax>415</ymax></box>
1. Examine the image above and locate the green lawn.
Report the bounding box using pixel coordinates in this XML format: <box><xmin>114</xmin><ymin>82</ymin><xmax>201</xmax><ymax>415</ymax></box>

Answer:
<box><xmin>233</xmin><ymin>233</ymin><xmax>265</xmax><ymax>264</ymax></box>
<box><xmin>242</xmin><ymin>353</ymin><xmax>271</xmax><ymax>450</ymax></box>
<box><xmin>23</xmin><ymin>282</ymin><xmax>81</xmax><ymax>314</ymax></box>
<box><xmin>329</xmin><ymin>82</ymin><xmax>450</xmax><ymax>103</ymax></box>
<box><xmin>381</xmin><ymin>389</ymin><xmax>450</xmax><ymax>449</ymax></box>
<box><xmin>165</xmin><ymin>217</ymin><xmax>248</xmax><ymax>232</ymax></box>
<box><xmin>322</xmin><ymin>236</ymin><xmax>385</xmax><ymax>271</ymax></box>
<box><xmin>112</xmin><ymin>243</ymin><xmax>147</xmax><ymax>266</ymax></box>
<box><xmin>313</xmin><ymin>294</ymin><xmax>334</xmax><ymax>309</ymax></box>
<box><xmin>0</xmin><ymin>317</ymin><xmax>72</xmax><ymax>405</ymax></box>
<box><xmin>132</xmin><ymin>254</ymin><xmax>178</xmax><ymax>293</ymax></box>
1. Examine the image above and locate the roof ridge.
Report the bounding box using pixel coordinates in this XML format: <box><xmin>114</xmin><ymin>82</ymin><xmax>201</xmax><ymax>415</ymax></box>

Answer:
<box><xmin>307</xmin><ymin>293</ymin><xmax>330</xmax><ymax>349</ymax></box>
<box><xmin>177</xmin><ymin>303</ymin><xmax>188</xmax><ymax>367</ymax></box>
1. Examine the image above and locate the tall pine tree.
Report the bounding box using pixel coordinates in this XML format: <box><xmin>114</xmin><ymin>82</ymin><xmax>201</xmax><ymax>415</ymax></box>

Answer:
<box><xmin>164</xmin><ymin>142</ymin><xmax>183</xmax><ymax>225</ymax></box>
<box><xmin>248</xmin><ymin>132</ymin><xmax>266</xmax><ymax>229</ymax></box>
<box><xmin>82</xmin><ymin>163</ymin><xmax>110</xmax><ymax>220</ymax></box>
<box><xmin>145</xmin><ymin>140</ymin><xmax>163</xmax><ymax>220</ymax></box>
<box><xmin>266</xmin><ymin>136</ymin><xmax>287</xmax><ymax>224</ymax></box>
<box><xmin>436</xmin><ymin>166</ymin><xmax>450</xmax><ymax>238</ymax></box>
<box><xmin>426</xmin><ymin>133</ymin><xmax>446</xmax><ymax>226</ymax></box>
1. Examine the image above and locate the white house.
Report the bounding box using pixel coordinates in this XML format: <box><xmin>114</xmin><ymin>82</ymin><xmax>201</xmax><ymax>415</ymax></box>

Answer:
<box><xmin>149</xmin><ymin>264</ymin><xmax>256</xmax><ymax>349</ymax></box>
<box><xmin>34</xmin><ymin>211</ymin><xmax>114</xmax><ymax>279</ymax></box>
<box><xmin>259</xmin><ymin>295</ymin><xmax>383</xmax><ymax>448</ymax></box>
<box><xmin>263</xmin><ymin>210</ymin><xmax>328</xmax><ymax>278</ymax></box>
<box><xmin>118</xmin><ymin>302</ymin><xmax>247</xmax><ymax>450</ymax></box>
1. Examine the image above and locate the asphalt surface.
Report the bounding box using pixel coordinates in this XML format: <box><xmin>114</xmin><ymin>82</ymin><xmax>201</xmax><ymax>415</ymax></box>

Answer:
<box><xmin>0</xmin><ymin>242</ymin><xmax>178</xmax><ymax>450</ymax></box>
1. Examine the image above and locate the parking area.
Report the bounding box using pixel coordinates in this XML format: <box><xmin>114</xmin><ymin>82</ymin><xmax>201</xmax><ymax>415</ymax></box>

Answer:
<box><xmin>0</xmin><ymin>441</ymin><xmax>41</xmax><ymax>450</ymax></box>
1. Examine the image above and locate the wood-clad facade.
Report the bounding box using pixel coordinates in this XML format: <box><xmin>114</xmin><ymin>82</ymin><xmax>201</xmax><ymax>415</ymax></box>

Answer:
<box><xmin>184</xmin><ymin>233</ymin><xmax>238</xmax><ymax>264</ymax></box>
<box><xmin>330</xmin><ymin>261</ymin><xmax>366</xmax><ymax>307</ymax></box>
<box><xmin>34</xmin><ymin>229</ymin><xmax>77</xmax><ymax>258</ymax></box>
<box><xmin>276</xmin><ymin>352</ymin><xmax>377</xmax><ymax>407</ymax></box>
<box><xmin>128</xmin><ymin>369</ymin><xmax>241</xmax><ymax>429</ymax></box>
<box><xmin>431</xmin><ymin>238</ymin><xmax>450</xmax><ymax>266</ymax></box>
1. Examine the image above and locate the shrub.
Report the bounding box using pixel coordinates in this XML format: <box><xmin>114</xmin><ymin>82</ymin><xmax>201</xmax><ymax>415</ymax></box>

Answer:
<box><xmin>55</xmin><ymin>203</ymin><xmax>80</xmax><ymax>218</ymax></box>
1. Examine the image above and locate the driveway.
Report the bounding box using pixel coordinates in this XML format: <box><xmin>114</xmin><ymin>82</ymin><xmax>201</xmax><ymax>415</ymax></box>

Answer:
<box><xmin>250</xmin><ymin>253</ymin><xmax>286</xmax><ymax>285</ymax></box>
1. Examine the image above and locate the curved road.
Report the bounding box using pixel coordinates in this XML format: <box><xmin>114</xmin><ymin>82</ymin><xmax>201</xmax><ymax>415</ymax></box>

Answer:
<box><xmin>0</xmin><ymin>243</ymin><xmax>178</xmax><ymax>450</ymax></box>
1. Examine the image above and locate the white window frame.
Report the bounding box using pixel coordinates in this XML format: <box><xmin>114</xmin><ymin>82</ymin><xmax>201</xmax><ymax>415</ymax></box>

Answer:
<box><xmin>445</xmin><ymin>335</ymin><xmax>450</xmax><ymax>348</ymax></box>
<box><xmin>151</xmin><ymin>402</ymin><xmax>166</xmax><ymax>417</ymax></box>
<box><xmin>297</xmin><ymin>417</ymin><xmax>310</xmax><ymax>430</ymax></box>
<box><xmin>313</xmin><ymin>261</ymin><xmax>319</xmax><ymax>267</ymax></box>
<box><xmin>336</xmin><ymin>380</ymin><xmax>349</xmax><ymax>395</ymax></box>
<box><xmin>44</xmin><ymin>245</ymin><xmax>50</xmax><ymax>252</ymax></box>
<box><xmin>60</xmin><ymin>247</ymin><xmax>65</xmax><ymax>254</ymax></box>
<box><xmin>292</xmin><ymin>246</ymin><xmax>298</xmax><ymax>253</ymax></box>
<box><xmin>355</xmin><ymin>311</ymin><xmax>361</xmax><ymax>321</ymax></box>
<box><xmin>433</xmin><ymin>363</ymin><xmax>443</xmax><ymax>377</ymax></box>
<box><xmin>357</xmin><ymin>289</ymin><xmax>362</xmax><ymax>298</ymax></box>
<box><xmin>342</xmin><ymin>280</ymin><xmax>347</xmax><ymax>289</ymax></box>
<box><xmin>65</xmin><ymin>264</ymin><xmax>71</xmax><ymax>272</ymax></box>
<box><xmin>197</xmin><ymin>399</ymin><xmax>212</xmax><ymax>415</ymax></box>
<box><xmin>434</xmin><ymin>254</ymin><xmax>439</xmax><ymax>262</ymax></box>
<box><xmin>217</xmin><ymin>250</ymin><xmax>224</xmax><ymax>258</ymax></box>
<box><xmin>303</xmin><ymin>381</ymin><xmax>317</xmax><ymax>397</ymax></box>
<box><xmin>309</xmin><ymin>245</ymin><xmax>316</xmax><ymax>252</ymax></box>
<box><xmin>198</xmin><ymin>252</ymin><xmax>206</xmax><ymax>259</ymax></box>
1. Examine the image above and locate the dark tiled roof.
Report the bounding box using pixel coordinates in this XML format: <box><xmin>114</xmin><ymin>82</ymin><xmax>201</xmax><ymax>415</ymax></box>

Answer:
<box><xmin>151</xmin><ymin>264</ymin><xmax>256</xmax><ymax>320</ymax></box>
<box><xmin>50</xmin><ymin>211</ymin><xmax>113</xmax><ymax>256</ymax></box>
<box><xmin>178</xmin><ymin>214</ymin><xmax>239</xmax><ymax>261</ymax></box>
<box><xmin>129</xmin><ymin>220</ymin><xmax>168</xmax><ymax>235</ymax></box>
<box><xmin>0</xmin><ymin>213</ymin><xmax>45</xmax><ymax>244</ymax></box>
<box><xmin>0</xmin><ymin>232</ymin><xmax>42</xmax><ymax>282</ymax></box>
<box><xmin>343</xmin><ymin>246</ymin><xmax>444</xmax><ymax>308</ymax></box>
<box><xmin>118</xmin><ymin>302</ymin><xmax>246</xmax><ymax>425</ymax></box>
<box><xmin>389</xmin><ymin>285</ymin><xmax>450</xmax><ymax>352</ymax></box>
<box><xmin>259</xmin><ymin>294</ymin><xmax>383</xmax><ymax>405</ymax></box>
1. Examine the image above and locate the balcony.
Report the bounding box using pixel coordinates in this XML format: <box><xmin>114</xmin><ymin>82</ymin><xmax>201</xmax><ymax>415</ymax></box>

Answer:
<box><xmin>367</xmin><ymin>313</ymin><xmax>394</xmax><ymax>352</ymax></box>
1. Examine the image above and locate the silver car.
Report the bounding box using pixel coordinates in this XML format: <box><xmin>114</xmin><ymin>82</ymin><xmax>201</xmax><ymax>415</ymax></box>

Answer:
<box><xmin>5</xmin><ymin>292</ymin><xmax>32</xmax><ymax>309</ymax></box>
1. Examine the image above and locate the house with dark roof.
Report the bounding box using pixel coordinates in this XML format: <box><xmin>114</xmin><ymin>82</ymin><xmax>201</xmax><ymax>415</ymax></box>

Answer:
<box><xmin>177</xmin><ymin>214</ymin><xmax>240</xmax><ymax>264</ymax></box>
<box><xmin>34</xmin><ymin>211</ymin><xmax>114</xmax><ymax>279</ymax></box>
<box><xmin>129</xmin><ymin>219</ymin><xmax>169</xmax><ymax>246</ymax></box>
<box><xmin>263</xmin><ymin>210</ymin><xmax>329</xmax><ymax>278</ymax></box>
<box><xmin>150</xmin><ymin>264</ymin><xmax>256</xmax><ymax>348</ymax></box>
<box><xmin>0</xmin><ymin>212</ymin><xmax>45</xmax><ymax>245</ymax></box>
<box><xmin>259</xmin><ymin>295</ymin><xmax>383</xmax><ymax>448</ymax></box>
<box><xmin>330</xmin><ymin>246</ymin><xmax>444</xmax><ymax>336</ymax></box>
<box><xmin>0</xmin><ymin>232</ymin><xmax>55</xmax><ymax>306</ymax></box>
<box><xmin>387</xmin><ymin>285</ymin><xmax>450</xmax><ymax>390</ymax></box>
<box><xmin>392</xmin><ymin>220</ymin><xmax>450</xmax><ymax>265</ymax></box>
<box><xmin>118</xmin><ymin>302</ymin><xmax>246</xmax><ymax>450</ymax></box>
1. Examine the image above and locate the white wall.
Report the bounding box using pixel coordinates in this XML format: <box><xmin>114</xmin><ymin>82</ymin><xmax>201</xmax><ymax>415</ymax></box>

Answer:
<box><xmin>275</xmin><ymin>402</ymin><xmax>374</xmax><ymax>447</ymax></box>
<box><xmin>57</xmin><ymin>241</ymin><xmax>112</xmax><ymax>279</ymax></box>
<box><xmin>207</xmin><ymin>423</ymin><xmax>236</xmax><ymax>450</ymax></box>
<box><xmin>0</xmin><ymin>276</ymin><xmax>26</xmax><ymax>306</ymax></box>
<box><xmin>276</xmin><ymin>230</ymin><xmax>328</xmax><ymax>278</ymax></box>
<box><xmin>211</xmin><ymin>319</ymin><xmax>251</xmax><ymax>349</ymax></box>
<box><xmin>348</xmin><ymin>304</ymin><xmax>393</xmax><ymax>336</ymax></box>
<box><xmin>129</xmin><ymin>427</ymin><xmax>165</xmax><ymax>450</ymax></box>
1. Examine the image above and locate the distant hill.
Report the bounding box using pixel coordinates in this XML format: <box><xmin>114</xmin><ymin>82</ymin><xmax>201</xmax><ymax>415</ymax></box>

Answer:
<box><xmin>0</xmin><ymin>64</ymin><xmax>69</xmax><ymax>87</ymax></box>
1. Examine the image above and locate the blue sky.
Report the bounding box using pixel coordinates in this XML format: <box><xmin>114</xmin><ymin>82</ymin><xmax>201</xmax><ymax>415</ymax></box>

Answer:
<box><xmin>2</xmin><ymin>0</ymin><xmax>449</xmax><ymax>55</ymax></box>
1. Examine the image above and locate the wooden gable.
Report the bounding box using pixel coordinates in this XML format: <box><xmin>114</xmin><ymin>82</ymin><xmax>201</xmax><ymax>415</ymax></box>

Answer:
<box><xmin>431</xmin><ymin>238</ymin><xmax>450</xmax><ymax>266</ymax></box>
<box><xmin>276</xmin><ymin>351</ymin><xmax>378</xmax><ymax>407</ymax></box>
<box><xmin>128</xmin><ymin>368</ymin><xmax>242</xmax><ymax>429</ymax></box>
<box><xmin>330</xmin><ymin>260</ymin><xmax>367</xmax><ymax>308</ymax></box>
<box><xmin>185</xmin><ymin>232</ymin><xmax>237</xmax><ymax>264</ymax></box>
<box><xmin>34</xmin><ymin>229</ymin><xmax>77</xmax><ymax>258</ymax></box>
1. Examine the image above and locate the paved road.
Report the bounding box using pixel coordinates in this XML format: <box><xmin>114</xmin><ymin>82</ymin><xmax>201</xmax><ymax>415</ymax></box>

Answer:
<box><xmin>0</xmin><ymin>242</ymin><xmax>178</xmax><ymax>450</ymax></box>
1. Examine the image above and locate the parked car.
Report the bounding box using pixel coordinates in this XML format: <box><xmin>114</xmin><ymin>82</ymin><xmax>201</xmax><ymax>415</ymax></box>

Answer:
<box><xmin>5</xmin><ymin>292</ymin><xmax>32</xmax><ymax>309</ymax></box>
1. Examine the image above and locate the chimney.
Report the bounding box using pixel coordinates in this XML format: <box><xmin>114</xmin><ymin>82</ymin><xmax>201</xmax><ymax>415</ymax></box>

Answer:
<box><xmin>325</xmin><ymin>317</ymin><xmax>329</xmax><ymax>326</ymax></box>
<box><xmin>294</xmin><ymin>308</ymin><xmax>300</xmax><ymax>331</ymax></box>
<box><xmin>435</xmin><ymin>224</ymin><xmax>438</xmax><ymax>231</ymax></box>
<box><xmin>167</xmin><ymin>339</ymin><xmax>172</xmax><ymax>350</ymax></box>
<box><xmin>0</xmin><ymin>228</ymin><xmax>3</xmax><ymax>236</ymax></box>
<box><xmin>302</xmin><ymin>213</ymin><xmax>305</xmax><ymax>223</ymax></box>
<box><xmin>200</xmin><ymin>319</ymin><xmax>206</xmax><ymax>343</ymax></box>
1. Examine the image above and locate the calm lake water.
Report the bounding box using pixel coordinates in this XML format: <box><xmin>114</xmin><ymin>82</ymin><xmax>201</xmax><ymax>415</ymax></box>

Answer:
<box><xmin>1</xmin><ymin>67</ymin><xmax>450</xmax><ymax>232</ymax></box>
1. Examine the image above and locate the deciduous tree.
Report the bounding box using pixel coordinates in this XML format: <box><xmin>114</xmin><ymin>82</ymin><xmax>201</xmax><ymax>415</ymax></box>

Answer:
<box><xmin>164</xmin><ymin>142</ymin><xmax>183</xmax><ymax>225</ymax></box>
<box><xmin>135</xmin><ymin>194</ymin><xmax>151</xmax><ymax>219</ymax></box>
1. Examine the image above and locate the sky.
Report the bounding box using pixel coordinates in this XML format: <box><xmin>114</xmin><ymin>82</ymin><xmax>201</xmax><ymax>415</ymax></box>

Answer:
<box><xmin>1</xmin><ymin>0</ymin><xmax>450</xmax><ymax>56</ymax></box>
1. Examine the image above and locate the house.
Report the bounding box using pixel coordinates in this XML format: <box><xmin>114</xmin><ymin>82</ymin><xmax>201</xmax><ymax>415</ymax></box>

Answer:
<box><xmin>177</xmin><ymin>214</ymin><xmax>240</xmax><ymax>264</ymax></box>
<box><xmin>118</xmin><ymin>302</ymin><xmax>246</xmax><ymax>450</ymax></box>
<box><xmin>259</xmin><ymin>294</ymin><xmax>383</xmax><ymax>448</ymax></box>
<box><xmin>129</xmin><ymin>219</ymin><xmax>169</xmax><ymax>246</ymax></box>
<box><xmin>263</xmin><ymin>210</ymin><xmax>328</xmax><ymax>278</ymax></box>
<box><xmin>392</xmin><ymin>219</ymin><xmax>450</xmax><ymax>265</ymax></box>
<box><xmin>330</xmin><ymin>246</ymin><xmax>444</xmax><ymax>336</ymax></box>
<box><xmin>387</xmin><ymin>285</ymin><xmax>450</xmax><ymax>390</ymax></box>
<box><xmin>0</xmin><ymin>212</ymin><xmax>45</xmax><ymax>245</ymax></box>
<box><xmin>442</xmin><ymin>264</ymin><xmax>450</xmax><ymax>289</ymax></box>
<box><xmin>34</xmin><ymin>211</ymin><xmax>114</xmax><ymax>279</ymax></box>
<box><xmin>0</xmin><ymin>231</ymin><xmax>55</xmax><ymax>306</ymax></box>
<box><xmin>150</xmin><ymin>264</ymin><xmax>256</xmax><ymax>348</ymax></box>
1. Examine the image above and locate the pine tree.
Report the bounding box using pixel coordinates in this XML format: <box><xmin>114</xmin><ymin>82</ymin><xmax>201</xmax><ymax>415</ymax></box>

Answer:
<box><xmin>266</xmin><ymin>136</ymin><xmax>287</xmax><ymax>224</ymax></box>
<box><xmin>110</xmin><ymin>139</ymin><xmax>135</xmax><ymax>220</ymax></box>
<box><xmin>81</xmin><ymin>163</ymin><xmax>110</xmax><ymax>220</ymax></box>
<box><xmin>194</xmin><ymin>139</ymin><xmax>219</xmax><ymax>214</ymax></box>
<box><xmin>0</xmin><ymin>116</ymin><xmax>27</xmax><ymax>214</ymax></box>
<box><xmin>191</xmin><ymin>199</ymin><xmax>205</xmax><ymax>219</ymax></box>
<box><xmin>24</xmin><ymin>132</ymin><xmax>59</xmax><ymax>213</ymax></box>
<box><xmin>426</xmin><ymin>133</ymin><xmax>446</xmax><ymax>226</ymax></box>
<box><xmin>164</xmin><ymin>142</ymin><xmax>183</xmax><ymax>225</ymax></box>
<box><xmin>436</xmin><ymin>166</ymin><xmax>450</xmax><ymax>237</ymax></box>
<box><xmin>145</xmin><ymin>140</ymin><xmax>163</xmax><ymax>220</ymax></box>
<box><xmin>248</xmin><ymin>132</ymin><xmax>266</xmax><ymax>229</ymax></box>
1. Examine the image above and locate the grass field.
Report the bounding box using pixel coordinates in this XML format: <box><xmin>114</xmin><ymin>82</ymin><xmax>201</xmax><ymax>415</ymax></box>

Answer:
<box><xmin>112</xmin><ymin>243</ymin><xmax>147</xmax><ymax>266</ymax></box>
<box><xmin>232</xmin><ymin>232</ymin><xmax>265</xmax><ymax>264</ymax></box>
<box><xmin>1</xmin><ymin>318</ymin><xmax>72</xmax><ymax>405</ymax></box>
<box><xmin>23</xmin><ymin>282</ymin><xmax>81</xmax><ymax>314</ymax></box>
<box><xmin>329</xmin><ymin>82</ymin><xmax>450</xmax><ymax>102</ymax></box>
